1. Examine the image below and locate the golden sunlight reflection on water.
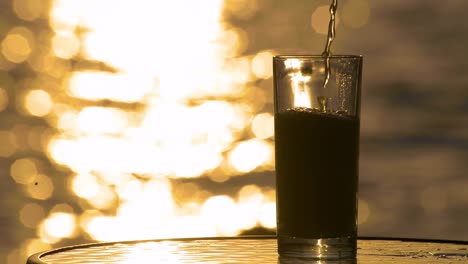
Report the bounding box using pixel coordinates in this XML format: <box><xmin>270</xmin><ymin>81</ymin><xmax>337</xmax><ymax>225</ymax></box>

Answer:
<box><xmin>30</xmin><ymin>0</ymin><xmax>278</xmax><ymax>246</ymax></box>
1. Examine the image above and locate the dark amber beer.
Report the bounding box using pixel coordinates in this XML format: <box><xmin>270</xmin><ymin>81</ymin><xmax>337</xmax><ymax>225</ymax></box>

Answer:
<box><xmin>275</xmin><ymin>108</ymin><xmax>359</xmax><ymax>237</ymax></box>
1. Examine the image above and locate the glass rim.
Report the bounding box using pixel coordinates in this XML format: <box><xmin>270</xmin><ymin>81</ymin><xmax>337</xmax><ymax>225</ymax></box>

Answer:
<box><xmin>274</xmin><ymin>54</ymin><xmax>362</xmax><ymax>60</ymax></box>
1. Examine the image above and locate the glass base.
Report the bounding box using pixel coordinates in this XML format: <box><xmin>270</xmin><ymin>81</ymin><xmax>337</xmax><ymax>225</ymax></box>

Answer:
<box><xmin>277</xmin><ymin>236</ymin><xmax>356</xmax><ymax>260</ymax></box>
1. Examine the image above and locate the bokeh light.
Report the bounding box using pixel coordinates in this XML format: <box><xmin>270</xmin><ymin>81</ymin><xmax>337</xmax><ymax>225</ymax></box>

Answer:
<box><xmin>251</xmin><ymin>50</ymin><xmax>275</xmax><ymax>79</ymax></box>
<box><xmin>86</xmin><ymin>186</ymin><xmax>116</xmax><ymax>210</ymax></box>
<box><xmin>251</xmin><ymin>113</ymin><xmax>274</xmax><ymax>139</ymax></box>
<box><xmin>10</xmin><ymin>158</ymin><xmax>38</xmax><ymax>185</ymax></box>
<box><xmin>24</xmin><ymin>89</ymin><xmax>54</xmax><ymax>117</ymax></box>
<box><xmin>43</xmin><ymin>212</ymin><xmax>77</xmax><ymax>239</ymax></box>
<box><xmin>12</xmin><ymin>0</ymin><xmax>45</xmax><ymax>21</ymax></box>
<box><xmin>19</xmin><ymin>203</ymin><xmax>45</xmax><ymax>229</ymax></box>
<box><xmin>200</xmin><ymin>195</ymin><xmax>240</xmax><ymax>236</ymax></box>
<box><xmin>311</xmin><ymin>5</ymin><xmax>340</xmax><ymax>35</ymax></box>
<box><xmin>38</xmin><ymin>212</ymin><xmax>76</xmax><ymax>244</ymax></box>
<box><xmin>1</xmin><ymin>27</ymin><xmax>34</xmax><ymax>63</ymax></box>
<box><xmin>71</xmin><ymin>173</ymin><xmax>100</xmax><ymax>199</ymax></box>
<box><xmin>51</xmin><ymin>203</ymin><xmax>75</xmax><ymax>214</ymax></box>
<box><xmin>52</xmin><ymin>31</ymin><xmax>80</xmax><ymax>59</ymax></box>
<box><xmin>258</xmin><ymin>202</ymin><xmax>276</xmax><ymax>229</ymax></box>
<box><xmin>26</xmin><ymin>174</ymin><xmax>54</xmax><ymax>200</ymax></box>
<box><xmin>229</xmin><ymin>139</ymin><xmax>273</xmax><ymax>173</ymax></box>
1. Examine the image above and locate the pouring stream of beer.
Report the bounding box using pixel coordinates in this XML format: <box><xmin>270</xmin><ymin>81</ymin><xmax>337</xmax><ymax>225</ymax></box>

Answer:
<box><xmin>322</xmin><ymin>0</ymin><xmax>338</xmax><ymax>89</ymax></box>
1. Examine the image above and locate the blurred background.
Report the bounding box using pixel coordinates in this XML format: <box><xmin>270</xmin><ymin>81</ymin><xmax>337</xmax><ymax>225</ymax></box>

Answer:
<box><xmin>1</xmin><ymin>0</ymin><xmax>467</xmax><ymax>262</ymax></box>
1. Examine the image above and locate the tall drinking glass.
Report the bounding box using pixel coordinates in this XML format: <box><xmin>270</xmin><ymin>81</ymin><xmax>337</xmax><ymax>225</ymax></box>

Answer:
<box><xmin>273</xmin><ymin>55</ymin><xmax>363</xmax><ymax>260</ymax></box>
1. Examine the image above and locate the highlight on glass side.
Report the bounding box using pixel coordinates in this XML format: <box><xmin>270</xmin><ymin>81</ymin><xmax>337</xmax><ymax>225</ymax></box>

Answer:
<box><xmin>1</xmin><ymin>0</ymin><xmax>372</xmax><ymax>262</ymax></box>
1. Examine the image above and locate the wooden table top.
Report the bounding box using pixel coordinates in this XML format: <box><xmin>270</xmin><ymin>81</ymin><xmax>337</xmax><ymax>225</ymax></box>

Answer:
<box><xmin>27</xmin><ymin>236</ymin><xmax>468</xmax><ymax>263</ymax></box>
